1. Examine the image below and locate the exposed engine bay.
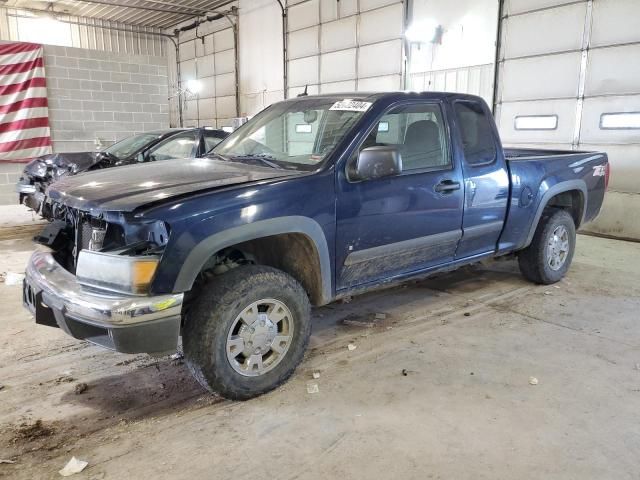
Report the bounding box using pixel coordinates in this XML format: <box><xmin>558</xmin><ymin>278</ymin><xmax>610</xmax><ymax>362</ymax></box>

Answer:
<box><xmin>35</xmin><ymin>200</ymin><xmax>169</xmax><ymax>275</ymax></box>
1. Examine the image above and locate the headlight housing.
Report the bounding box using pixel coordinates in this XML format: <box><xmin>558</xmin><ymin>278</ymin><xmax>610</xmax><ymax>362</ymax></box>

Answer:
<box><xmin>28</xmin><ymin>161</ymin><xmax>48</xmax><ymax>178</ymax></box>
<box><xmin>76</xmin><ymin>251</ymin><xmax>159</xmax><ymax>294</ymax></box>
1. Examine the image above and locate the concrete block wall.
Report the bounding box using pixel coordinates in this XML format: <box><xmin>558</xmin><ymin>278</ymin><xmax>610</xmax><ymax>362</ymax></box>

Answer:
<box><xmin>0</xmin><ymin>163</ymin><xmax>22</xmax><ymax>206</ymax></box>
<box><xmin>43</xmin><ymin>45</ymin><xmax>170</xmax><ymax>152</ymax></box>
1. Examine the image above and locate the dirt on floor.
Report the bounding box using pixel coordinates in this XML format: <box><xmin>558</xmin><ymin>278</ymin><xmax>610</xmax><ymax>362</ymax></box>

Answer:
<box><xmin>1</xmin><ymin>227</ymin><xmax>639</xmax><ymax>479</ymax></box>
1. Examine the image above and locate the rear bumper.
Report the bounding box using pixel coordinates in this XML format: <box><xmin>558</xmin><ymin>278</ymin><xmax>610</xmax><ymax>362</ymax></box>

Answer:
<box><xmin>23</xmin><ymin>250</ymin><xmax>183</xmax><ymax>354</ymax></box>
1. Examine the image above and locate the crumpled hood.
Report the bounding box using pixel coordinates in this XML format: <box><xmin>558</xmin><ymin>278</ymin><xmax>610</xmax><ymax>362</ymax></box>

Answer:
<box><xmin>26</xmin><ymin>152</ymin><xmax>100</xmax><ymax>176</ymax></box>
<box><xmin>46</xmin><ymin>157</ymin><xmax>301</xmax><ymax>212</ymax></box>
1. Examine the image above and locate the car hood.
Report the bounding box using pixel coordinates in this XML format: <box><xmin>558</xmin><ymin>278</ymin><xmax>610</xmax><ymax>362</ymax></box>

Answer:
<box><xmin>46</xmin><ymin>157</ymin><xmax>302</xmax><ymax>212</ymax></box>
<box><xmin>30</xmin><ymin>151</ymin><xmax>101</xmax><ymax>174</ymax></box>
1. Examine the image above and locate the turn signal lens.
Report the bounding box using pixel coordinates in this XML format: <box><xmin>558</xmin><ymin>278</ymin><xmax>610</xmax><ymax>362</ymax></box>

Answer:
<box><xmin>131</xmin><ymin>260</ymin><xmax>159</xmax><ymax>292</ymax></box>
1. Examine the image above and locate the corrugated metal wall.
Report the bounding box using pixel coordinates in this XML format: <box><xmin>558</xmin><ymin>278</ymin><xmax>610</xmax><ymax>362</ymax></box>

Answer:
<box><xmin>0</xmin><ymin>7</ymin><xmax>167</xmax><ymax>56</ymax></box>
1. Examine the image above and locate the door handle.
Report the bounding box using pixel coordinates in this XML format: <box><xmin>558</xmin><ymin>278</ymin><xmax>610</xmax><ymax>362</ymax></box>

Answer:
<box><xmin>434</xmin><ymin>180</ymin><xmax>461</xmax><ymax>193</ymax></box>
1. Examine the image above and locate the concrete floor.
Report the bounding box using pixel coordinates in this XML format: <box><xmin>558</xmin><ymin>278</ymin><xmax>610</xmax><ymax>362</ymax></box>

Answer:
<box><xmin>0</xmin><ymin>225</ymin><xmax>639</xmax><ymax>480</ymax></box>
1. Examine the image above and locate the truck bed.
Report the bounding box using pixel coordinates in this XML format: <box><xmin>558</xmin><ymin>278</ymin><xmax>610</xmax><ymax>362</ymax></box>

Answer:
<box><xmin>498</xmin><ymin>149</ymin><xmax>608</xmax><ymax>254</ymax></box>
<box><xmin>504</xmin><ymin>147</ymin><xmax>593</xmax><ymax>160</ymax></box>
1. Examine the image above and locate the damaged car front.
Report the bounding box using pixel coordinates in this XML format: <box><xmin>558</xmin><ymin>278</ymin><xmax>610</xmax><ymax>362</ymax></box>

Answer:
<box><xmin>24</xmin><ymin>200</ymin><xmax>183</xmax><ymax>354</ymax></box>
<box><xmin>22</xmin><ymin>155</ymin><xmax>301</xmax><ymax>355</ymax></box>
<box><xmin>16</xmin><ymin>152</ymin><xmax>98</xmax><ymax>212</ymax></box>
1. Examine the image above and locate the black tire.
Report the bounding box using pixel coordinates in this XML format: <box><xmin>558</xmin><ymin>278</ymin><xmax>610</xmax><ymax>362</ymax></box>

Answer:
<box><xmin>183</xmin><ymin>265</ymin><xmax>311</xmax><ymax>400</ymax></box>
<box><xmin>518</xmin><ymin>209</ymin><xmax>576</xmax><ymax>285</ymax></box>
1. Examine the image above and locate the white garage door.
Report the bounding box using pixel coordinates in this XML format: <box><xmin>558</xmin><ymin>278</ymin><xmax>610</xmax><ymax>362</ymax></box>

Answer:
<box><xmin>177</xmin><ymin>16</ymin><xmax>238</xmax><ymax>130</ymax></box>
<box><xmin>494</xmin><ymin>0</ymin><xmax>640</xmax><ymax>240</ymax></box>
<box><xmin>286</xmin><ymin>0</ymin><xmax>405</xmax><ymax>97</ymax></box>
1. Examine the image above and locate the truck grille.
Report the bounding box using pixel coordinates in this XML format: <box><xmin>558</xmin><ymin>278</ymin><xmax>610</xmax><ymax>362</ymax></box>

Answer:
<box><xmin>77</xmin><ymin>219</ymin><xmax>93</xmax><ymax>252</ymax></box>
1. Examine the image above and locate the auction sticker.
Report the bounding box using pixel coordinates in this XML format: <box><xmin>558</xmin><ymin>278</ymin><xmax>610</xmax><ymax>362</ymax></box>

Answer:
<box><xmin>330</xmin><ymin>99</ymin><xmax>372</xmax><ymax>112</ymax></box>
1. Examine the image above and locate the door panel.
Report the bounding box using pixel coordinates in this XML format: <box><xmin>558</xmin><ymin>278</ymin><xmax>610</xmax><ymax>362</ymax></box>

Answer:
<box><xmin>336</xmin><ymin>101</ymin><xmax>464</xmax><ymax>289</ymax></box>
<box><xmin>453</xmin><ymin>100</ymin><xmax>509</xmax><ymax>258</ymax></box>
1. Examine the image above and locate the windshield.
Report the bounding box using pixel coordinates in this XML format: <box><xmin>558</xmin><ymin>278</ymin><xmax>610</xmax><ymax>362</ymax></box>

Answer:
<box><xmin>214</xmin><ymin>97</ymin><xmax>371</xmax><ymax>170</ymax></box>
<box><xmin>104</xmin><ymin>133</ymin><xmax>163</xmax><ymax>159</ymax></box>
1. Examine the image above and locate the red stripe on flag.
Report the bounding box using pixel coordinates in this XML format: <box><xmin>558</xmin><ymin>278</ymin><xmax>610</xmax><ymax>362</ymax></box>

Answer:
<box><xmin>0</xmin><ymin>136</ymin><xmax>51</xmax><ymax>154</ymax></box>
<box><xmin>0</xmin><ymin>77</ymin><xmax>47</xmax><ymax>96</ymax></box>
<box><xmin>0</xmin><ymin>117</ymin><xmax>50</xmax><ymax>133</ymax></box>
<box><xmin>0</xmin><ymin>57</ymin><xmax>44</xmax><ymax>76</ymax></box>
<box><xmin>0</xmin><ymin>97</ymin><xmax>49</xmax><ymax>115</ymax></box>
<box><xmin>0</xmin><ymin>43</ymin><xmax>41</xmax><ymax>55</ymax></box>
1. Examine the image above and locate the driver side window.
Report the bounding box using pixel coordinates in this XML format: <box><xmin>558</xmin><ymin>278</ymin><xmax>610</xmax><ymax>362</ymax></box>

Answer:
<box><xmin>147</xmin><ymin>131</ymin><xmax>198</xmax><ymax>161</ymax></box>
<box><xmin>359</xmin><ymin>103</ymin><xmax>450</xmax><ymax>171</ymax></box>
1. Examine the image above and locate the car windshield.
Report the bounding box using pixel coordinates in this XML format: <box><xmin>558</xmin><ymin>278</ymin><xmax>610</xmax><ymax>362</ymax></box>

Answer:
<box><xmin>213</xmin><ymin>97</ymin><xmax>372</xmax><ymax>170</ymax></box>
<box><xmin>104</xmin><ymin>133</ymin><xmax>163</xmax><ymax>159</ymax></box>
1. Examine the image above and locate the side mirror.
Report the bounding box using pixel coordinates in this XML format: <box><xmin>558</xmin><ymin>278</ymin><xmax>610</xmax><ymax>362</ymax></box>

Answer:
<box><xmin>350</xmin><ymin>146</ymin><xmax>402</xmax><ymax>181</ymax></box>
<box><xmin>136</xmin><ymin>152</ymin><xmax>145</xmax><ymax>163</ymax></box>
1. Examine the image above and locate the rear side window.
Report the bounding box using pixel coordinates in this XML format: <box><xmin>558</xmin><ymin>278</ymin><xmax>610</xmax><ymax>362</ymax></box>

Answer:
<box><xmin>454</xmin><ymin>101</ymin><xmax>497</xmax><ymax>166</ymax></box>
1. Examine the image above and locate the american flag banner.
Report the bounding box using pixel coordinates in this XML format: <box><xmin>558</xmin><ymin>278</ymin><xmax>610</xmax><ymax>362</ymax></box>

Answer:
<box><xmin>0</xmin><ymin>42</ymin><xmax>52</xmax><ymax>163</ymax></box>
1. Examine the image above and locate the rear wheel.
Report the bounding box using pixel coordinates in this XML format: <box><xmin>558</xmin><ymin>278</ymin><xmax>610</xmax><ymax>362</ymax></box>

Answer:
<box><xmin>183</xmin><ymin>265</ymin><xmax>311</xmax><ymax>400</ymax></box>
<box><xmin>518</xmin><ymin>209</ymin><xmax>576</xmax><ymax>284</ymax></box>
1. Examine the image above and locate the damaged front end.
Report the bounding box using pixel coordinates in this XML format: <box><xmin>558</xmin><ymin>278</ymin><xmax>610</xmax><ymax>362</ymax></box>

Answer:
<box><xmin>17</xmin><ymin>152</ymin><xmax>110</xmax><ymax>217</ymax></box>
<box><xmin>24</xmin><ymin>200</ymin><xmax>182</xmax><ymax>354</ymax></box>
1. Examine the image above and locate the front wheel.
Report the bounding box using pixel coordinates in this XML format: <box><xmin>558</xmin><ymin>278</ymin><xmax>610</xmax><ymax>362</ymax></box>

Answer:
<box><xmin>518</xmin><ymin>209</ymin><xmax>576</xmax><ymax>285</ymax></box>
<box><xmin>183</xmin><ymin>265</ymin><xmax>311</xmax><ymax>400</ymax></box>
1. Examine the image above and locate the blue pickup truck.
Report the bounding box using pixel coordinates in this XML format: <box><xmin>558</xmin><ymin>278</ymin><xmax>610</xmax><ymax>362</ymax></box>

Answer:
<box><xmin>23</xmin><ymin>92</ymin><xmax>609</xmax><ymax>399</ymax></box>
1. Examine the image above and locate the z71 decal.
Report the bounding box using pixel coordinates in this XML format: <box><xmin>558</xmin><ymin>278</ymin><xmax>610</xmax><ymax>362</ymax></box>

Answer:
<box><xmin>593</xmin><ymin>164</ymin><xmax>607</xmax><ymax>176</ymax></box>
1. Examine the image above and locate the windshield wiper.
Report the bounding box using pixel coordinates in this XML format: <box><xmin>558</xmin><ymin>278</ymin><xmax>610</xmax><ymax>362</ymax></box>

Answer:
<box><xmin>231</xmin><ymin>154</ymin><xmax>283</xmax><ymax>169</ymax></box>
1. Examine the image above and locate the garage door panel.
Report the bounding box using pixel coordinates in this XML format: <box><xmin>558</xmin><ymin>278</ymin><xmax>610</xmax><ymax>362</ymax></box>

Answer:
<box><xmin>591</xmin><ymin>0</ymin><xmax>640</xmax><ymax>47</ymax></box>
<box><xmin>321</xmin><ymin>16</ymin><xmax>357</xmax><ymax>52</ymax></box>
<box><xmin>501</xmin><ymin>52</ymin><xmax>581</xmax><ymax>101</ymax></box>
<box><xmin>320</xmin><ymin>0</ymin><xmax>338</xmax><ymax>22</ymax></box>
<box><xmin>320</xmin><ymin>80</ymin><xmax>356</xmax><ymax>93</ymax></box>
<box><xmin>199</xmin><ymin>76</ymin><xmax>216</xmax><ymax>98</ymax></box>
<box><xmin>213</xmin><ymin>29</ymin><xmax>234</xmax><ymax>52</ymax></box>
<box><xmin>359</xmin><ymin>4</ymin><xmax>403</xmax><ymax>45</ymax></box>
<box><xmin>359</xmin><ymin>0</ymin><xmax>399</xmax><ymax>11</ymax></box>
<box><xmin>577</xmin><ymin>143</ymin><xmax>640</xmax><ymax>194</ymax></box>
<box><xmin>498</xmin><ymin>99</ymin><xmax>577</xmax><ymax>144</ymax></box>
<box><xmin>585</xmin><ymin>45</ymin><xmax>640</xmax><ymax>96</ymax></box>
<box><xmin>357</xmin><ymin>74</ymin><xmax>401</xmax><ymax>91</ymax></box>
<box><xmin>288</xmin><ymin>0</ymin><xmax>320</xmax><ymax>31</ymax></box>
<box><xmin>180</xmin><ymin>59</ymin><xmax>196</xmax><ymax>80</ymax></box>
<box><xmin>179</xmin><ymin>40</ymin><xmax>195</xmax><ymax>61</ymax></box>
<box><xmin>358</xmin><ymin>40</ymin><xmax>402</xmax><ymax>78</ymax></box>
<box><xmin>580</xmin><ymin>95</ymin><xmax>640</xmax><ymax>144</ymax></box>
<box><xmin>502</xmin><ymin>3</ymin><xmax>585</xmax><ymax>59</ymax></box>
<box><xmin>214</xmin><ymin>49</ymin><xmax>235</xmax><ymax>74</ymax></box>
<box><xmin>216</xmin><ymin>72</ymin><xmax>236</xmax><ymax>97</ymax></box>
<box><xmin>289</xmin><ymin>26</ymin><xmax>319</xmax><ymax>59</ymax></box>
<box><xmin>198</xmin><ymin>98</ymin><xmax>215</xmax><ymax>119</ymax></box>
<box><xmin>216</xmin><ymin>95</ymin><xmax>236</xmax><ymax>118</ymax></box>
<box><xmin>320</xmin><ymin>49</ymin><xmax>356</xmax><ymax>83</ymax></box>
<box><xmin>289</xmin><ymin>56</ymin><xmax>318</xmax><ymax>87</ymax></box>
<box><xmin>505</xmin><ymin>0</ymin><xmax>583</xmax><ymax>16</ymax></box>
<box><xmin>197</xmin><ymin>55</ymin><xmax>215</xmax><ymax>78</ymax></box>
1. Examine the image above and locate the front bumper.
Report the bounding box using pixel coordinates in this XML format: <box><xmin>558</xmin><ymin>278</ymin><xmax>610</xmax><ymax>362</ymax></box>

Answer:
<box><xmin>23</xmin><ymin>250</ymin><xmax>183</xmax><ymax>354</ymax></box>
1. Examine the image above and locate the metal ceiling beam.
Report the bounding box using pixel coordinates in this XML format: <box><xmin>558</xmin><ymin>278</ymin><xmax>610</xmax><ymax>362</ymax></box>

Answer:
<box><xmin>68</xmin><ymin>0</ymin><xmax>207</xmax><ymax>17</ymax></box>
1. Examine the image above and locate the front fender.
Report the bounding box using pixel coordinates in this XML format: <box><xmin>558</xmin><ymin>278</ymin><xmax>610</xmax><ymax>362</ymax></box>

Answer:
<box><xmin>171</xmin><ymin>216</ymin><xmax>333</xmax><ymax>304</ymax></box>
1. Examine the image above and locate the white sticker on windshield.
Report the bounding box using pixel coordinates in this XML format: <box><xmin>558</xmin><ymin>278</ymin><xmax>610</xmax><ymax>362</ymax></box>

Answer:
<box><xmin>329</xmin><ymin>99</ymin><xmax>372</xmax><ymax>112</ymax></box>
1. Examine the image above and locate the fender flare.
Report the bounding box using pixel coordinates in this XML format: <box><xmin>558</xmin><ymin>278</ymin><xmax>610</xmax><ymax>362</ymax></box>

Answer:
<box><xmin>173</xmin><ymin>216</ymin><xmax>333</xmax><ymax>304</ymax></box>
<box><xmin>523</xmin><ymin>179</ymin><xmax>588</xmax><ymax>248</ymax></box>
